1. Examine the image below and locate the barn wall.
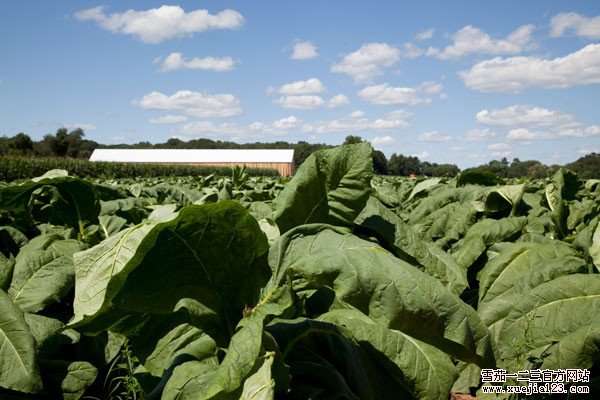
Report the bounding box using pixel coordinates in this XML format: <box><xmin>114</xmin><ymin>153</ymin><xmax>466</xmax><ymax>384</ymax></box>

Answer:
<box><xmin>188</xmin><ymin>162</ymin><xmax>293</xmax><ymax>176</ymax></box>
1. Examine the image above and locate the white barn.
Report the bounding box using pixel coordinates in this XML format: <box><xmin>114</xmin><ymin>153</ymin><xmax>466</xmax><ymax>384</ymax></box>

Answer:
<box><xmin>89</xmin><ymin>149</ymin><xmax>295</xmax><ymax>176</ymax></box>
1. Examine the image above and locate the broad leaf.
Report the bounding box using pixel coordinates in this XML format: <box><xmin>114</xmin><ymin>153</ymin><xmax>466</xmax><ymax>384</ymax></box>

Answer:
<box><xmin>273</xmin><ymin>143</ymin><xmax>373</xmax><ymax>233</ymax></box>
<box><xmin>8</xmin><ymin>235</ymin><xmax>83</xmax><ymax>312</ymax></box>
<box><xmin>0</xmin><ymin>289</ymin><xmax>42</xmax><ymax>393</ymax></box>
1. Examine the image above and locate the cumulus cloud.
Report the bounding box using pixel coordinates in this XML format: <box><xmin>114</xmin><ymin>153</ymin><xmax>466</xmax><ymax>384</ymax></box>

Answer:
<box><xmin>358</xmin><ymin>82</ymin><xmax>443</xmax><ymax>105</ymax></box>
<box><xmin>350</xmin><ymin>110</ymin><xmax>365</xmax><ymax>118</ymax></box>
<box><xmin>507</xmin><ymin>128</ymin><xmax>545</xmax><ymax>141</ymax></box>
<box><xmin>551</xmin><ymin>12</ymin><xmax>600</xmax><ymax>39</ymax></box>
<box><xmin>331</xmin><ymin>43</ymin><xmax>400</xmax><ymax>82</ymax></box>
<box><xmin>415</xmin><ymin>28</ymin><xmax>435</xmax><ymax>41</ymax></box>
<box><xmin>488</xmin><ymin>143</ymin><xmax>512</xmax><ymax>157</ymax></box>
<box><xmin>460</xmin><ymin>44</ymin><xmax>600</xmax><ymax>92</ymax></box>
<box><xmin>488</xmin><ymin>143</ymin><xmax>511</xmax><ymax>151</ymax></box>
<box><xmin>157</xmin><ymin>53</ymin><xmax>235</xmax><ymax>72</ymax></box>
<box><xmin>74</xmin><ymin>5</ymin><xmax>244</xmax><ymax>43</ymax></box>
<box><xmin>278</xmin><ymin>78</ymin><xmax>325</xmax><ymax>95</ymax></box>
<box><xmin>64</xmin><ymin>123</ymin><xmax>96</xmax><ymax>131</ymax></box>
<box><xmin>419</xmin><ymin>131</ymin><xmax>451</xmax><ymax>142</ymax></box>
<box><xmin>149</xmin><ymin>115</ymin><xmax>188</xmax><ymax>124</ymax></box>
<box><xmin>402</xmin><ymin>43</ymin><xmax>425</xmax><ymax>59</ymax></box>
<box><xmin>272</xmin><ymin>116</ymin><xmax>301</xmax><ymax>130</ymax></box>
<box><xmin>371</xmin><ymin>136</ymin><xmax>396</xmax><ymax>146</ymax></box>
<box><xmin>277</xmin><ymin>95</ymin><xmax>325</xmax><ymax>109</ymax></box>
<box><xmin>475</xmin><ymin>104</ymin><xmax>600</xmax><ymax>140</ymax></box>
<box><xmin>419</xmin><ymin>81</ymin><xmax>444</xmax><ymax>94</ymax></box>
<box><xmin>291</xmin><ymin>41</ymin><xmax>318</xmax><ymax>60</ymax></box>
<box><xmin>464</xmin><ymin>128</ymin><xmax>496</xmax><ymax>141</ymax></box>
<box><xmin>138</xmin><ymin>90</ymin><xmax>242</xmax><ymax>118</ymax></box>
<box><xmin>476</xmin><ymin>105</ymin><xmax>575</xmax><ymax>126</ymax></box>
<box><xmin>557</xmin><ymin>125</ymin><xmax>600</xmax><ymax>138</ymax></box>
<box><xmin>412</xmin><ymin>151</ymin><xmax>430</xmax><ymax>159</ymax></box>
<box><xmin>302</xmin><ymin>111</ymin><xmax>410</xmax><ymax>134</ymax></box>
<box><xmin>179</xmin><ymin>116</ymin><xmax>301</xmax><ymax>139</ymax></box>
<box><xmin>328</xmin><ymin>94</ymin><xmax>350</xmax><ymax>108</ymax></box>
<box><xmin>429</xmin><ymin>25</ymin><xmax>535</xmax><ymax>59</ymax></box>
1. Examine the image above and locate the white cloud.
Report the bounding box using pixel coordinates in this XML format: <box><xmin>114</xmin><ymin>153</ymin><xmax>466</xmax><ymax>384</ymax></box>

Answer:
<box><xmin>431</xmin><ymin>24</ymin><xmax>535</xmax><ymax>59</ymax></box>
<box><xmin>419</xmin><ymin>131</ymin><xmax>451</xmax><ymax>142</ymax></box>
<box><xmin>358</xmin><ymin>83</ymin><xmax>440</xmax><ymax>105</ymax></box>
<box><xmin>350</xmin><ymin>110</ymin><xmax>365</xmax><ymax>118</ymax></box>
<box><xmin>578</xmin><ymin>146</ymin><xmax>600</xmax><ymax>155</ymax></box>
<box><xmin>328</xmin><ymin>94</ymin><xmax>350</xmax><ymax>108</ymax></box>
<box><xmin>488</xmin><ymin>142</ymin><xmax>512</xmax><ymax>157</ymax></box>
<box><xmin>557</xmin><ymin>124</ymin><xmax>600</xmax><ymax>138</ymax></box>
<box><xmin>291</xmin><ymin>41</ymin><xmax>318</xmax><ymax>60</ymax></box>
<box><xmin>158</xmin><ymin>53</ymin><xmax>235</xmax><ymax>72</ymax></box>
<box><xmin>551</xmin><ymin>12</ymin><xmax>600</xmax><ymax>39</ymax></box>
<box><xmin>402</xmin><ymin>43</ymin><xmax>424</xmax><ymax>58</ymax></box>
<box><xmin>64</xmin><ymin>123</ymin><xmax>96</xmax><ymax>131</ymax></box>
<box><xmin>331</xmin><ymin>43</ymin><xmax>400</xmax><ymax>82</ymax></box>
<box><xmin>415</xmin><ymin>28</ymin><xmax>435</xmax><ymax>41</ymax></box>
<box><xmin>476</xmin><ymin>105</ymin><xmax>574</xmax><ymax>126</ymax></box>
<box><xmin>272</xmin><ymin>116</ymin><xmax>301</xmax><ymax>130</ymax></box>
<box><xmin>277</xmin><ymin>95</ymin><xmax>325</xmax><ymax>109</ymax></box>
<box><xmin>476</xmin><ymin>105</ymin><xmax>600</xmax><ymax>140</ymax></box>
<box><xmin>419</xmin><ymin>81</ymin><xmax>443</xmax><ymax>94</ymax></box>
<box><xmin>138</xmin><ymin>90</ymin><xmax>242</xmax><ymax>118</ymax></box>
<box><xmin>507</xmin><ymin>128</ymin><xmax>543</xmax><ymax>141</ymax></box>
<box><xmin>413</xmin><ymin>151</ymin><xmax>430</xmax><ymax>159</ymax></box>
<box><xmin>302</xmin><ymin>111</ymin><xmax>410</xmax><ymax>134</ymax></box>
<box><xmin>278</xmin><ymin>78</ymin><xmax>325</xmax><ymax>95</ymax></box>
<box><xmin>149</xmin><ymin>115</ymin><xmax>188</xmax><ymax>124</ymax></box>
<box><xmin>461</xmin><ymin>44</ymin><xmax>600</xmax><ymax>92</ymax></box>
<box><xmin>464</xmin><ymin>128</ymin><xmax>496</xmax><ymax>141</ymax></box>
<box><xmin>488</xmin><ymin>143</ymin><xmax>511</xmax><ymax>151</ymax></box>
<box><xmin>180</xmin><ymin>121</ymin><xmax>242</xmax><ymax>136</ymax></box>
<box><xmin>74</xmin><ymin>5</ymin><xmax>244</xmax><ymax>43</ymax></box>
<box><xmin>371</xmin><ymin>135</ymin><xmax>396</xmax><ymax>146</ymax></box>
<box><xmin>179</xmin><ymin>116</ymin><xmax>301</xmax><ymax>139</ymax></box>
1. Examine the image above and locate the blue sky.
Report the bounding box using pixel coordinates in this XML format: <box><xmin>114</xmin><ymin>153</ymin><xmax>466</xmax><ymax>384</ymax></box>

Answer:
<box><xmin>1</xmin><ymin>1</ymin><xmax>599</xmax><ymax>167</ymax></box>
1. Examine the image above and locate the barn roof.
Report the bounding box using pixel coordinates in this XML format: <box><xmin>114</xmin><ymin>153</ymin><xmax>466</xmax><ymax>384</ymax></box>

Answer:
<box><xmin>89</xmin><ymin>149</ymin><xmax>295</xmax><ymax>163</ymax></box>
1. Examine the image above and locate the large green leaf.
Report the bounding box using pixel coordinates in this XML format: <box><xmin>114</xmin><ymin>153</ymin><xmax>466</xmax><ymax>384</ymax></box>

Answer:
<box><xmin>8</xmin><ymin>235</ymin><xmax>83</xmax><ymax>312</ymax></box>
<box><xmin>273</xmin><ymin>143</ymin><xmax>373</xmax><ymax>233</ymax></box>
<box><xmin>452</xmin><ymin>217</ymin><xmax>526</xmax><ymax>270</ymax></box>
<box><xmin>540</xmin><ymin>323</ymin><xmax>600</xmax><ymax>370</ymax></box>
<box><xmin>268</xmin><ymin>224</ymin><xmax>494</xmax><ymax>367</ymax></box>
<box><xmin>498</xmin><ymin>274</ymin><xmax>600</xmax><ymax>371</ymax></box>
<box><xmin>143</xmin><ymin>323</ymin><xmax>217</xmax><ymax>377</ymax></box>
<box><xmin>0</xmin><ymin>252</ymin><xmax>15</xmax><ymax>291</ymax></box>
<box><xmin>40</xmin><ymin>360</ymin><xmax>98</xmax><ymax>400</ymax></box>
<box><xmin>70</xmin><ymin>202</ymin><xmax>269</xmax><ymax>338</ymax></box>
<box><xmin>356</xmin><ymin>196</ymin><xmax>467</xmax><ymax>294</ymax></box>
<box><xmin>544</xmin><ymin>168</ymin><xmax>579</xmax><ymax>237</ymax></box>
<box><xmin>239</xmin><ymin>352</ymin><xmax>275</xmax><ymax>400</ymax></box>
<box><xmin>0</xmin><ymin>289</ymin><xmax>42</xmax><ymax>393</ymax></box>
<box><xmin>162</xmin><ymin>287</ymin><xmax>293</xmax><ymax>400</ymax></box>
<box><xmin>484</xmin><ymin>184</ymin><xmax>525</xmax><ymax>216</ymax></box>
<box><xmin>477</xmin><ymin>242</ymin><xmax>588</xmax><ymax>345</ymax></box>
<box><xmin>0</xmin><ymin>176</ymin><xmax>100</xmax><ymax>234</ymax></box>
<box><xmin>321</xmin><ymin>309</ymin><xmax>458</xmax><ymax>400</ymax></box>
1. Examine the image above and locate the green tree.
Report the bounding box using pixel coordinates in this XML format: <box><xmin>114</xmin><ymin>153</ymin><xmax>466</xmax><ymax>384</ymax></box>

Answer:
<box><xmin>372</xmin><ymin>150</ymin><xmax>388</xmax><ymax>175</ymax></box>
<box><xmin>343</xmin><ymin>135</ymin><xmax>364</xmax><ymax>145</ymax></box>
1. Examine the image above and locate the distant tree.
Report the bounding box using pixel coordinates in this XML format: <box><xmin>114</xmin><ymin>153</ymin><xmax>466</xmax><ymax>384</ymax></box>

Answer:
<box><xmin>567</xmin><ymin>153</ymin><xmax>600</xmax><ymax>179</ymax></box>
<box><xmin>388</xmin><ymin>153</ymin><xmax>422</xmax><ymax>175</ymax></box>
<box><xmin>165</xmin><ymin>138</ymin><xmax>184</xmax><ymax>148</ymax></box>
<box><xmin>343</xmin><ymin>135</ymin><xmax>364</xmax><ymax>145</ymax></box>
<box><xmin>11</xmin><ymin>133</ymin><xmax>34</xmax><ymax>153</ymax></box>
<box><xmin>372</xmin><ymin>150</ymin><xmax>388</xmax><ymax>175</ymax></box>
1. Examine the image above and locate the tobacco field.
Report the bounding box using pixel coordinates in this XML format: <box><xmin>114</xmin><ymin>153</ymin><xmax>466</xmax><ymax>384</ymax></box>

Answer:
<box><xmin>0</xmin><ymin>142</ymin><xmax>598</xmax><ymax>399</ymax></box>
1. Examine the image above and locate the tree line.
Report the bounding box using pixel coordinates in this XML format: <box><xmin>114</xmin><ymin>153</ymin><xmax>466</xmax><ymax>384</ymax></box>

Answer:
<box><xmin>1</xmin><ymin>129</ymin><xmax>599</xmax><ymax>178</ymax></box>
